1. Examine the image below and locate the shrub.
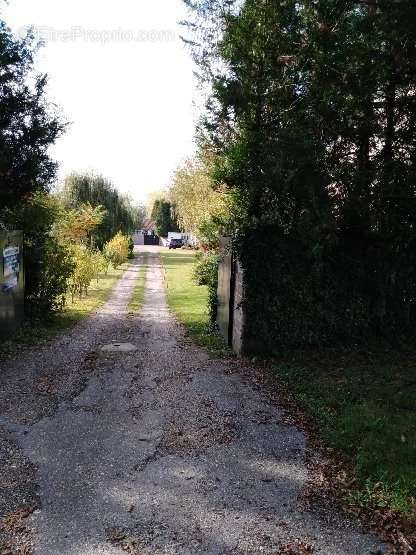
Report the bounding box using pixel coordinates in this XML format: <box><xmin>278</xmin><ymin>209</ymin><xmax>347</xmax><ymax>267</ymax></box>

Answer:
<box><xmin>26</xmin><ymin>235</ymin><xmax>75</xmax><ymax>315</ymax></box>
<box><xmin>103</xmin><ymin>232</ymin><xmax>129</xmax><ymax>269</ymax></box>
<box><xmin>67</xmin><ymin>245</ymin><xmax>96</xmax><ymax>301</ymax></box>
<box><xmin>2</xmin><ymin>193</ymin><xmax>74</xmax><ymax>316</ymax></box>
<box><xmin>197</xmin><ymin>218</ymin><xmax>224</xmax><ymax>250</ymax></box>
<box><xmin>192</xmin><ymin>251</ymin><xmax>219</xmax><ymax>324</ymax></box>
<box><xmin>91</xmin><ymin>250</ymin><xmax>109</xmax><ymax>282</ymax></box>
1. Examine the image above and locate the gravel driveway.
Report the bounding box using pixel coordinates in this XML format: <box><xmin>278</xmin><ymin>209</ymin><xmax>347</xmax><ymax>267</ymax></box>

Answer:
<box><xmin>0</xmin><ymin>247</ymin><xmax>387</xmax><ymax>554</ymax></box>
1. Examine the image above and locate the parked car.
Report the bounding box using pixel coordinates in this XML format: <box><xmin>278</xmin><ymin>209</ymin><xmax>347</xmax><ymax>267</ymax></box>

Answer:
<box><xmin>168</xmin><ymin>238</ymin><xmax>183</xmax><ymax>250</ymax></box>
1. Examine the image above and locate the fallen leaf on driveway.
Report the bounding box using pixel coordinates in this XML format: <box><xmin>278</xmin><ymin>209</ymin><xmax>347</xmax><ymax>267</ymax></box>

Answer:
<box><xmin>279</xmin><ymin>540</ymin><xmax>314</xmax><ymax>554</ymax></box>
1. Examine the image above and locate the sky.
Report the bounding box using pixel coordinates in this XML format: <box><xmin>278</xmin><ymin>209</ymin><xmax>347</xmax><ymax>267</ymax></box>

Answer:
<box><xmin>1</xmin><ymin>0</ymin><xmax>198</xmax><ymax>204</ymax></box>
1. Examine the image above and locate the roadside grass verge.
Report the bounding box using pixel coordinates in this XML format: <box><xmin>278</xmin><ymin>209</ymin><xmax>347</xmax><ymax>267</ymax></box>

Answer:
<box><xmin>273</xmin><ymin>351</ymin><xmax>416</xmax><ymax>521</ymax></box>
<box><xmin>160</xmin><ymin>249</ymin><xmax>231</xmax><ymax>357</ymax></box>
<box><xmin>128</xmin><ymin>253</ymin><xmax>148</xmax><ymax>314</ymax></box>
<box><xmin>0</xmin><ymin>262</ymin><xmax>130</xmax><ymax>357</ymax></box>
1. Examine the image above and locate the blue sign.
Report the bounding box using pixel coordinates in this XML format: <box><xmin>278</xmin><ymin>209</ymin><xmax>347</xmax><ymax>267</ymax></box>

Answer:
<box><xmin>3</xmin><ymin>246</ymin><xmax>20</xmax><ymax>293</ymax></box>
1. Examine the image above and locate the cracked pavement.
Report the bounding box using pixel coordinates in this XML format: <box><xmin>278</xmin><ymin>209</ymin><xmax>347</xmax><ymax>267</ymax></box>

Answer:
<box><xmin>0</xmin><ymin>247</ymin><xmax>387</xmax><ymax>554</ymax></box>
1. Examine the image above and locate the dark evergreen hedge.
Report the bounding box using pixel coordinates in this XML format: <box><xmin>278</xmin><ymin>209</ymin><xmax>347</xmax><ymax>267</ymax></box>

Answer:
<box><xmin>237</xmin><ymin>225</ymin><xmax>416</xmax><ymax>353</ymax></box>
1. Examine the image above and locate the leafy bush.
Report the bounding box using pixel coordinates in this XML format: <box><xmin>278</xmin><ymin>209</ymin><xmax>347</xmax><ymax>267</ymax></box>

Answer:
<box><xmin>91</xmin><ymin>250</ymin><xmax>109</xmax><ymax>282</ymax></box>
<box><xmin>197</xmin><ymin>218</ymin><xmax>224</xmax><ymax>250</ymax></box>
<box><xmin>2</xmin><ymin>193</ymin><xmax>74</xmax><ymax>316</ymax></box>
<box><xmin>67</xmin><ymin>245</ymin><xmax>96</xmax><ymax>301</ymax></box>
<box><xmin>192</xmin><ymin>251</ymin><xmax>219</xmax><ymax>324</ymax></box>
<box><xmin>26</xmin><ymin>235</ymin><xmax>75</xmax><ymax>315</ymax></box>
<box><xmin>103</xmin><ymin>232</ymin><xmax>129</xmax><ymax>269</ymax></box>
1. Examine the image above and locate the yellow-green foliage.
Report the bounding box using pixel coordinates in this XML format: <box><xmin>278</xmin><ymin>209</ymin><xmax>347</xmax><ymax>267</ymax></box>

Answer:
<box><xmin>170</xmin><ymin>153</ymin><xmax>229</xmax><ymax>239</ymax></box>
<box><xmin>104</xmin><ymin>232</ymin><xmax>130</xmax><ymax>269</ymax></box>
<box><xmin>55</xmin><ymin>202</ymin><xmax>107</xmax><ymax>245</ymax></box>
<box><xmin>52</xmin><ymin>201</ymin><xmax>110</xmax><ymax>303</ymax></box>
<box><xmin>92</xmin><ymin>250</ymin><xmax>109</xmax><ymax>281</ymax></box>
<box><xmin>68</xmin><ymin>244</ymin><xmax>96</xmax><ymax>301</ymax></box>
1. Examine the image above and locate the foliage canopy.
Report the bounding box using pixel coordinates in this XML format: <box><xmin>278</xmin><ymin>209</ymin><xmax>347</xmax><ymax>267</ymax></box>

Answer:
<box><xmin>170</xmin><ymin>152</ymin><xmax>230</xmax><ymax>247</ymax></box>
<box><xmin>61</xmin><ymin>173</ymin><xmax>145</xmax><ymax>249</ymax></box>
<box><xmin>183</xmin><ymin>0</ymin><xmax>416</xmax><ymax>348</ymax></box>
<box><xmin>152</xmin><ymin>200</ymin><xmax>179</xmax><ymax>237</ymax></box>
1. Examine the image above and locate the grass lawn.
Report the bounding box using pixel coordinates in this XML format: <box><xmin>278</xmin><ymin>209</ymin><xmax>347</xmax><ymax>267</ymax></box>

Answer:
<box><xmin>0</xmin><ymin>262</ymin><xmax>130</xmax><ymax>357</ymax></box>
<box><xmin>274</xmin><ymin>351</ymin><xmax>416</xmax><ymax>518</ymax></box>
<box><xmin>160</xmin><ymin>249</ymin><xmax>231</xmax><ymax>357</ymax></box>
<box><xmin>128</xmin><ymin>253</ymin><xmax>148</xmax><ymax>313</ymax></box>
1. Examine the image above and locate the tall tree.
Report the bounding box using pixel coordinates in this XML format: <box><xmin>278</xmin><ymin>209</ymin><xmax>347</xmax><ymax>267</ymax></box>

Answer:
<box><xmin>152</xmin><ymin>200</ymin><xmax>179</xmax><ymax>237</ymax></box>
<box><xmin>0</xmin><ymin>22</ymin><xmax>69</xmax><ymax>316</ymax></box>
<box><xmin>0</xmin><ymin>23</ymin><xmax>65</xmax><ymax>209</ymax></box>
<box><xmin>183</xmin><ymin>0</ymin><xmax>416</xmax><ymax>346</ymax></box>
<box><xmin>61</xmin><ymin>173</ymin><xmax>145</xmax><ymax>249</ymax></box>
<box><xmin>170</xmin><ymin>151</ymin><xmax>230</xmax><ymax>245</ymax></box>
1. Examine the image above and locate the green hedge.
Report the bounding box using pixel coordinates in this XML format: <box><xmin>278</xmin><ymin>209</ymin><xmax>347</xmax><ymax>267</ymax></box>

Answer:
<box><xmin>236</xmin><ymin>225</ymin><xmax>416</xmax><ymax>353</ymax></box>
